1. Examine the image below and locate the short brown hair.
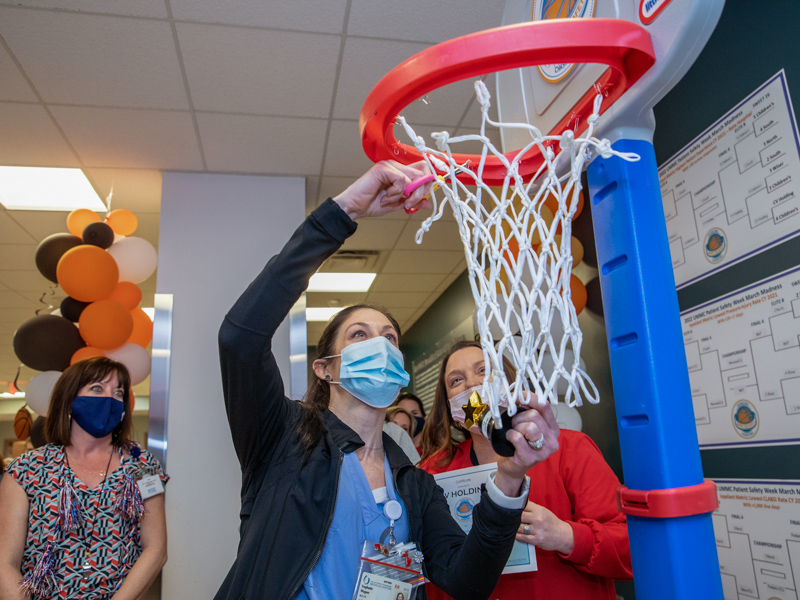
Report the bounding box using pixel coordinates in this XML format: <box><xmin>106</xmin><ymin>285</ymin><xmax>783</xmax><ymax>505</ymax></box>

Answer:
<box><xmin>44</xmin><ymin>357</ymin><xmax>135</xmax><ymax>448</ymax></box>
<box><xmin>385</xmin><ymin>406</ymin><xmax>415</xmax><ymax>435</ymax></box>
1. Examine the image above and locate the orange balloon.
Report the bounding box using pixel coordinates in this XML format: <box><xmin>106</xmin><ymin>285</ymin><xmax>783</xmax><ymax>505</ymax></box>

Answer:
<box><xmin>571</xmin><ymin>274</ymin><xmax>587</xmax><ymax>315</ymax></box>
<box><xmin>107</xmin><ymin>281</ymin><xmax>142</xmax><ymax>310</ymax></box>
<box><xmin>127</xmin><ymin>307</ymin><xmax>153</xmax><ymax>347</ymax></box>
<box><xmin>555</xmin><ymin>234</ymin><xmax>585</xmax><ymax>267</ymax></box>
<box><xmin>70</xmin><ymin>346</ymin><xmax>106</xmax><ymax>365</ymax></box>
<box><xmin>57</xmin><ymin>245</ymin><xmax>119</xmax><ymax>302</ymax></box>
<box><xmin>78</xmin><ymin>300</ymin><xmax>134</xmax><ymax>350</ymax></box>
<box><xmin>67</xmin><ymin>209</ymin><xmax>101</xmax><ymax>237</ymax></box>
<box><xmin>105</xmin><ymin>209</ymin><xmax>138</xmax><ymax>236</ymax></box>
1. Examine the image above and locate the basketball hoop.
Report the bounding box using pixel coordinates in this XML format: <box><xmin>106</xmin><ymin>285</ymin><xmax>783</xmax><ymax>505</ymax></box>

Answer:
<box><xmin>360</xmin><ymin>19</ymin><xmax>655</xmax><ymax>187</ymax></box>
<box><xmin>360</xmin><ymin>19</ymin><xmax>655</xmax><ymax>426</ymax></box>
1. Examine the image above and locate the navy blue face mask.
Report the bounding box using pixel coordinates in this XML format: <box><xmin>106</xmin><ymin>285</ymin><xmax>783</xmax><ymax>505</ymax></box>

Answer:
<box><xmin>71</xmin><ymin>396</ymin><xmax>125</xmax><ymax>438</ymax></box>
<box><xmin>413</xmin><ymin>416</ymin><xmax>425</xmax><ymax>437</ymax></box>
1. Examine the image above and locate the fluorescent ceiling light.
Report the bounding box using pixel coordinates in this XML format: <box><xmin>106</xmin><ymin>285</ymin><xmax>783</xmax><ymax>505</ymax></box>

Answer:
<box><xmin>0</xmin><ymin>391</ymin><xmax>25</xmax><ymax>399</ymax></box>
<box><xmin>0</xmin><ymin>166</ymin><xmax>106</xmax><ymax>212</ymax></box>
<box><xmin>308</xmin><ymin>272</ymin><xmax>376</xmax><ymax>292</ymax></box>
<box><xmin>306</xmin><ymin>307</ymin><xmax>344</xmax><ymax>322</ymax></box>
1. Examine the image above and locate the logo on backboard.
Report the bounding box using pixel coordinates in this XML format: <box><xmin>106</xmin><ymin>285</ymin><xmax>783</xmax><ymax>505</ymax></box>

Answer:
<box><xmin>531</xmin><ymin>0</ymin><xmax>596</xmax><ymax>83</ymax></box>
<box><xmin>704</xmin><ymin>227</ymin><xmax>727</xmax><ymax>264</ymax></box>
<box><xmin>639</xmin><ymin>0</ymin><xmax>675</xmax><ymax>25</ymax></box>
<box><xmin>732</xmin><ymin>400</ymin><xmax>759</xmax><ymax>439</ymax></box>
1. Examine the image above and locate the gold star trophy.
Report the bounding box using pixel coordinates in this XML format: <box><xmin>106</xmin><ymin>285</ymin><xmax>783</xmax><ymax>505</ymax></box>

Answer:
<box><xmin>462</xmin><ymin>390</ymin><xmax>515</xmax><ymax>457</ymax></box>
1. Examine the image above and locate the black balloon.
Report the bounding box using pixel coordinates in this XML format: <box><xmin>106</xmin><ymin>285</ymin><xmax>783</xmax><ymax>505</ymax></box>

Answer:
<box><xmin>572</xmin><ymin>201</ymin><xmax>597</xmax><ymax>269</ymax></box>
<box><xmin>60</xmin><ymin>296</ymin><xmax>90</xmax><ymax>322</ymax></box>
<box><xmin>30</xmin><ymin>416</ymin><xmax>47</xmax><ymax>448</ymax></box>
<box><xmin>82</xmin><ymin>221</ymin><xmax>115</xmax><ymax>249</ymax></box>
<box><xmin>35</xmin><ymin>233</ymin><xmax>84</xmax><ymax>283</ymax></box>
<box><xmin>585</xmin><ymin>277</ymin><xmax>604</xmax><ymax>317</ymax></box>
<box><xmin>13</xmin><ymin>314</ymin><xmax>85</xmax><ymax>371</ymax></box>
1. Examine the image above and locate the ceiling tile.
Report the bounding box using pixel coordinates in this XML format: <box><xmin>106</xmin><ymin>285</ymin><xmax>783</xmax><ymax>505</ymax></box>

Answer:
<box><xmin>0</xmin><ymin>102</ymin><xmax>80</xmax><ymax>167</ymax></box>
<box><xmin>177</xmin><ymin>23</ymin><xmax>341</xmax><ymax>117</ymax></box>
<box><xmin>0</xmin><ymin>290</ymin><xmax>39</xmax><ymax>309</ymax></box>
<box><xmin>321</xmin><ymin>120</ymin><xmax>375</xmax><ymax>178</ymax></box>
<box><xmin>366</xmin><ymin>291</ymin><xmax>432</xmax><ymax>308</ymax></box>
<box><xmin>386</xmin><ymin>307</ymin><xmax>415</xmax><ymax>322</ymax></box>
<box><xmin>0</xmin><ymin>244</ymin><xmax>36</xmax><ymax>270</ymax></box>
<box><xmin>49</xmin><ymin>106</ymin><xmax>203</xmax><ymax>170</ymax></box>
<box><xmin>305</xmin><ymin>177</ymin><xmax>320</xmax><ymax>214</ymax></box>
<box><xmin>15</xmin><ymin>289</ymin><xmax>62</xmax><ymax>306</ymax></box>
<box><xmin>0</xmin><ymin>45</ymin><xmax>36</xmax><ymax>102</ymax></box>
<box><xmin>0</xmin><ymin>1</ymin><xmax>169</xmax><ymax>18</ymax></box>
<box><xmin>369</xmin><ymin>273</ymin><xmax>442</xmax><ymax>294</ymax></box>
<box><xmin>435</xmin><ymin>270</ymin><xmax>465</xmax><ymax>293</ymax></box>
<box><xmin>382</xmin><ymin>249</ymin><xmax>462</xmax><ymax>274</ymax></box>
<box><xmin>340</xmin><ymin>220</ymin><xmax>404</xmax><ymax>251</ymax></box>
<box><xmin>0</xmin><ymin>8</ymin><xmax>188</xmax><ymax>109</ymax></box>
<box><xmin>306</xmin><ymin>292</ymin><xmax>367</xmax><ymax>307</ymax></box>
<box><xmin>6</xmin><ymin>210</ymin><xmax>75</xmax><ymax>243</ymax></box>
<box><xmin>84</xmin><ymin>168</ymin><xmax>163</xmax><ymax>213</ymax></box>
<box><xmin>0</xmin><ymin>270</ymin><xmax>52</xmax><ymax>292</ymax></box>
<box><xmin>316</xmin><ymin>176</ymin><xmax>357</xmax><ymax>209</ymax></box>
<box><xmin>395</xmin><ymin>219</ymin><xmax>463</xmax><ymax>252</ymax></box>
<box><xmin>0</xmin><ymin>306</ymin><xmax>39</xmax><ymax>323</ymax></box>
<box><xmin>170</xmin><ymin>0</ymin><xmax>348</xmax><ymax>33</ymax></box>
<box><xmin>196</xmin><ymin>113</ymin><xmax>327</xmax><ymax>175</ymax></box>
<box><xmin>0</xmin><ymin>211</ymin><xmax>37</xmax><ymax>244</ymax></box>
<box><xmin>333</xmin><ymin>37</ymin><xmax>430</xmax><ymax>120</ymax></box>
<box><xmin>347</xmin><ymin>0</ymin><xmax>506</xmax><ymax>43</ymax></box>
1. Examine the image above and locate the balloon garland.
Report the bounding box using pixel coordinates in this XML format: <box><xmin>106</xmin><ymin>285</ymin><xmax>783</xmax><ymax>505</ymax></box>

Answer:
<box><xmin>11</xmin><ymin>208</ymin><xmax>156</xmax><ymax>419</ymax></box>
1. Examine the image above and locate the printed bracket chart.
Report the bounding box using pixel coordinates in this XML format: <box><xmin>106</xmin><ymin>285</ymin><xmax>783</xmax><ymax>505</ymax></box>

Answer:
<box><xmin>681</xmin><ymin>266</ymin><xmax>800</xmax><ymax>448</ymax></box>
<box><xmin>659</xmin><ymin>70</ymin><xmax>800</xmax><ymax>289</ymax></box>
<box><xmin>713</xmin><ymin>479</ymin><xmax>800</xmax><ymax>600</ymax></box>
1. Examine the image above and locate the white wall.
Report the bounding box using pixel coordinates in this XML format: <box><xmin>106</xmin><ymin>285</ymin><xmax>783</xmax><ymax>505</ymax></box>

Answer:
<box><xmin>156</xmin><ymin>173</ymin><xmax>304</xmax><ymax>598</ymax></box>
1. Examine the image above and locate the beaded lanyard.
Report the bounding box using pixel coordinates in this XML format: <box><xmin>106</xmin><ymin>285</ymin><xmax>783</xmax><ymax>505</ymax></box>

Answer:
<box><xmin>20</xmin><ymin>445</ymin><xmax>148</xmax><ymax>598</ymax></box>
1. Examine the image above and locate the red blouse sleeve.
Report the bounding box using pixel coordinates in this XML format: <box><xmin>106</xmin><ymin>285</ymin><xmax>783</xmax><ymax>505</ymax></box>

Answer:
<box><xmin>557</xmin><ymin>432</ymin><xmax>633</xmax><ymax>580</ymax></box>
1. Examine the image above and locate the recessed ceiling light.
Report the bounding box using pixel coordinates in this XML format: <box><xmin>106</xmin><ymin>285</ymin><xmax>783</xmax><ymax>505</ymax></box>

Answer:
<box><xmin>0</xmin><ymin>166</ymin><xmax>107</xmax><ymax>212</ymax></box>
<box><xmin>306</xmin><ymin>307</ymin><xmax>344</xmax><ymax>322</ymax></box>
<box><xmin>308</xmin><ymin>272</ymin><xmax>376</xmax><ymax>292</ymax></box>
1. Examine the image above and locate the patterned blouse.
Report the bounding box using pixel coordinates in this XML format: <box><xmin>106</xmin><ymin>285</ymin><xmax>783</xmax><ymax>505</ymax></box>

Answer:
<box><xmin>7</xmin><ymin>444</ymin><xmax>168</xmax><ymax>599</ymax></box>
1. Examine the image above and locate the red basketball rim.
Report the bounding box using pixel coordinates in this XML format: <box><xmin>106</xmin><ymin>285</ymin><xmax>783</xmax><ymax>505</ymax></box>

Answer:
<box><xmin>360</xmin><ymin>19</ymin><xmax>656</xmax><ymax>187</ymax></box>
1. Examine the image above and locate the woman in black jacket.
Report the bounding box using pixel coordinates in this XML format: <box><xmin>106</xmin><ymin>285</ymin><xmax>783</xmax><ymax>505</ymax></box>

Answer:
<box><xmin>215</xmin><ymin>160</ymin><xmax>561</xmax><ymax>600</ymax></box>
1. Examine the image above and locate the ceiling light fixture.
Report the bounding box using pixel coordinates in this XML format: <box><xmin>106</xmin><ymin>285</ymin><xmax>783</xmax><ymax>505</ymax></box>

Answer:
<box><xmin>308</xmin><ymin>272</ymin><xmax>376</xmax><ymax>292</ymax></box>
<box><xmin>306</xmin><ymin>307</ymin><xmax>344</xmax><ymax>322</ymax></box>
<box><xmin>0</xmin><ymin>166</ymin><xmax>106</xmax><ymax>212</ymax></box>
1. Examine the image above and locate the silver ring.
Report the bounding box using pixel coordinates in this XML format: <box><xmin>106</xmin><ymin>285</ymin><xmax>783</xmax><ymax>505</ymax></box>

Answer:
<box><xmin>528</xmin><ymin>434</ymin><xmax>545</xmax><ymax>450</ymax></box>
<box><xmin>523</xmin><ymin>523</ymin><xmax>531</xmax><ymax>535</ymax></box>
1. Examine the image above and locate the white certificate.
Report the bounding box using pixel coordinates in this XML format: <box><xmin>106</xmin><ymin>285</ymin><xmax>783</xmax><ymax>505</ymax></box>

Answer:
<box><xmin>713</xmin><ymin>479</ymin><xmax>800</xmax><ymax>600</ymax></box>
<box><xmin>681</xmin><ymin>265</ymin><xmax>800</xmax><ymax>448</ymax></box>
<box><xmin>434</xmin><ymin>463</ymin><xmax>537</xmax><ymax>574</ymax></box>
<box><xmin>659</xmin><ymin>70</ymin><xmax>800</xmax><ymax>288</ymax></box>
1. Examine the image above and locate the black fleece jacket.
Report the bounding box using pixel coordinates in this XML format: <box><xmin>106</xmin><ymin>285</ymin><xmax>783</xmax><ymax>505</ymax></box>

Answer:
<box><xmin>214</xmin><ymin>199</ymin><xmax>522</xmax><ymax>600</ymax></box>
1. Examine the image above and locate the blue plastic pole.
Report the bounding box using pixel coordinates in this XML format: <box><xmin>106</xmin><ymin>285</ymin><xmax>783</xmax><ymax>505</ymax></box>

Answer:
<box><xmin>585</xmin><ymin>139</ymin><xmax>723</xmax><ymax>600</ymax></box>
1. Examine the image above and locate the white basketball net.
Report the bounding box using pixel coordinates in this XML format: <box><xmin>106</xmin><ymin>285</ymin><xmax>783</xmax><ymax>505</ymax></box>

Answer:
<box><xmin>398</xmin><ymin>80</ymin><xmax>640</xmax><ymax>425</ymax></box>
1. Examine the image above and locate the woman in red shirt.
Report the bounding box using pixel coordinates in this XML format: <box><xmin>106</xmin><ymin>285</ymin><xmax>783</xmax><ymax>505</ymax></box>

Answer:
<box><xmin>420</xmin><ymin>340</ymin><xmax>633</xmax><ymax>600</ymax></box>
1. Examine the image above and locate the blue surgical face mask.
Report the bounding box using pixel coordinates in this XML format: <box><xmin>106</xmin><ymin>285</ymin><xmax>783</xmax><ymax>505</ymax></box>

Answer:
<box><xmin>326</xmin><ymin>336</ymin><xmax>410</xmax><ymax>408</ymax></box>
<box><xmin>71</xmin><ymin>396</ymin><xmax>125</xmax><ymax>438</ymax></box>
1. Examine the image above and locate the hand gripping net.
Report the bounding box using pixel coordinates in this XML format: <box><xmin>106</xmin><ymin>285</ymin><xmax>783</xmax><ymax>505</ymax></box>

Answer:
<box><xmin>398</xmin><ymin>80</ymin><xmax>640</xmax><ymax>425</ymax></box>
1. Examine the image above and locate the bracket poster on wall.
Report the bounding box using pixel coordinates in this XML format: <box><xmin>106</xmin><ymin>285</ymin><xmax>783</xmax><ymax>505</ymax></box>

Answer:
<box><xmin>659</xmin><ymin>70</ymin><xmax>800</xmax><ymax>289</ymax></box>
<box><xmin>712</xmin><ymin>478</ymin><xmax>800</xmax><ymax>600</ymax></box>
<box><xmin>681</xmin><ymin>265</ymin><xmax>800</xmax><ymax>448</ymax></box>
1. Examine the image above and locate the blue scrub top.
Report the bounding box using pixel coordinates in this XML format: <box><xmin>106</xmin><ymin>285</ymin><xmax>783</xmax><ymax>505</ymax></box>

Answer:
<box><xmin>294</xmin><ymin>451</ymin><xmax>409</xmax><ymax>600</ymax></box>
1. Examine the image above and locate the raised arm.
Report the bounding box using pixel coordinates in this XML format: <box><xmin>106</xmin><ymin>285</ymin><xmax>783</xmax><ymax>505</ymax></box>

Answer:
<box><xmin>219</xmin><ymin>160</ymin><xmax>432</xmax><ymax>471</ymax></box>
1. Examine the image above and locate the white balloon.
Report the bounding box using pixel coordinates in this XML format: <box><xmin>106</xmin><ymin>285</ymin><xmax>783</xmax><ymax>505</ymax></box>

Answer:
<box><xmin>107</xmin><ymin>237</ymin><xmax>157</xmax><ymax>284</ymax></box>
<box><xmin>552</xmin><ymin>403</ymin><xmax>583</xmax><ymax>432</ymax></box>
<box><xmin>105</xmin><ymin>343</ymin><xmax>151</xmax><ymax>385</ymax></box>
<box><xmin>25</xmin><ymin>370</ymin><xmax>62</xmax><ymax>416</ymax></box>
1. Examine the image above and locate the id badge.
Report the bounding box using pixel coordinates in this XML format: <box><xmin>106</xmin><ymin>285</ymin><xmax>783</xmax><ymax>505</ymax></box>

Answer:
<box><xmin>137</xmin><ymin>474</ymin><xmax>164</xmax><ymax>499</ymax></box>
<box><xmin>354</xmin><ymin>573</ymin><xmax>412</xmax><ymax>600</ymax></box>
<box><xmin>352</xmin><ymin>540</ymin><xmax>424</xmax><ymax>600</ymax></box>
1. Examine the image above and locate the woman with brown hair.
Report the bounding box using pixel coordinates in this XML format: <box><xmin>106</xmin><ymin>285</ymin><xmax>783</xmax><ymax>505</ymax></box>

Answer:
<box><xmin>0</xmin><ymin>357</ymin><xmax>168</xmax><ymax>599</ymax></box>
<box><xmin>214</xmin><ymin>160</ymin><xmax>561</xmax><ymax>600</ymax></box>
<box><xmin>420</xmin><ymin>340</ymin><xmax>632</xmax><ymax>600</ymax></box>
